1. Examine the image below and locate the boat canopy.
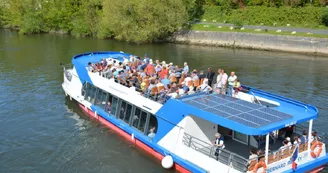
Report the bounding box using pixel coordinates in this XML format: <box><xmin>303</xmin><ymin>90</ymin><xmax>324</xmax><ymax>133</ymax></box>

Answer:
<box><xmin>171</xmin><ymin>92</ymin><xmax>318</xmax><ymax>135</ymax></box>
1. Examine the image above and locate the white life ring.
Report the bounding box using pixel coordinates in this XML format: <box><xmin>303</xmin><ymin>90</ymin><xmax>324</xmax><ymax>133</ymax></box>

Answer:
<box><xmin>161</xmin><ymin>155</ymin><xmax>173</xmax><ymax>169</ymax></box>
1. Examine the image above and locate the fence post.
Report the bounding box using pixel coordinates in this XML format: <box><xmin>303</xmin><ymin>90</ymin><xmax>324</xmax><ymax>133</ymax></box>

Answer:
<box><xmin>188</xmin><ymin>135</ymin><xmax>192</xmax><ymax>147</ymax></box>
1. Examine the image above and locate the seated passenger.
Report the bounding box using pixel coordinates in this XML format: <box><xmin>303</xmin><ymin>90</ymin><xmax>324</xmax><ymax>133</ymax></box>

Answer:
<box><xmin>279</xmin><ymin>140</ymin><xmax>289</xmax><ymax>152</ymax></box>
<box><xmin>248</xmin><ymin>148</ymin><xmax>258</xmax><ymax>164</ymax></box>
<box><xmin>286</xmin><ymin>137</ymin><xmax>292</xmax><ymax>146</ymax></box>
<box><xmin>233</xmin><ymin>79</ymin><xmax>242</xmax><ymax>92</ymax></box>
<box><xmin>161</xmin><ymin>75</ymin><xmax>171</xmax><ymax>88</ymax></box>
<box><xmin>310</xmin><ymin>131</ymin><xmax>318</xmax><ymax>143</ymax></box>
<box><xmin>105</xmin><ymin>101</ymin><xmax>111</xmax><ymax>114</ymax></box>
<box><xmin>197</xmin><ymin>79</ymin><xmax>212</xmax><ymax>93</ymax></box>
<box><xmin>293</xmin><ymin>135</ymin><xmax>301</xmax><ymax>145</ymax></box>
<box><xmin>87</xmin><ymin>62</ymin><xmax>95</xmax><ymax>72</ymax></box>
<box><xmin>148</xmin><ymin>127</ymin><xmax>156</xmax><ymax>138</ymax></box>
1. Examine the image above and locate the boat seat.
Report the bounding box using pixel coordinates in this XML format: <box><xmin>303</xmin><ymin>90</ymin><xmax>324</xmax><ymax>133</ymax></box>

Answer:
<box><xmin>279</xmin><ymin>149</ymin><xmax>290</xmax><ymax>159</ymax></box>
<box><xmin>200</xmin><ymin>78</ymin><xmax>204</xmax><ymax>85</ymax></box>
<box><xmin>248</xmin><ymin>160</ymin><xmax>257</xmax><ymax>171</ymax></box>
<box><xmin>179</xmin><ymin>77</ymin><xmax>185</xmax><ymax>85</ymax></box>
<box><xmin>170</xmin><ymin>76</ymin><xmax>177</xmax><ymax>83</ymax></box>
<box><xmin>150</xmin><ymin>87</ymin><xmax>158</xmax><ymax>95</ymax></box>
<box><xmin>193</xmin><ymin>79</ymin><xmax>200</xmax><ymax>87</ymax></box>
<box><xmin>268</xmin><ymin>153</ymin><xmax>277</xmax><ymax>164</ymax></box>
<box><xmin>157</xmin><ymin>85</ymin><xmax>164</xmax><ymax>92</ymax></box>
<box><xmin>187</xmin><ymin>80</ymin><xmax>193</xmax><ymax>87</ymax></box>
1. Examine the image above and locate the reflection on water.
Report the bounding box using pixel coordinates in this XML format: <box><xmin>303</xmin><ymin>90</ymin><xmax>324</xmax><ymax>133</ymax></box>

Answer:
<box><xmin>0</xmin><ymin>29</ymin><xmax>327</xmax><ymax>173</ymax></box>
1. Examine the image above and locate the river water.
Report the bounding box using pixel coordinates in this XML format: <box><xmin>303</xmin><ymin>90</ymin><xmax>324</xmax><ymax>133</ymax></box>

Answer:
<box><xmin>0</xmin><ymin>29</ymin><xmax>327</xmax><ymax>173</ymax></box>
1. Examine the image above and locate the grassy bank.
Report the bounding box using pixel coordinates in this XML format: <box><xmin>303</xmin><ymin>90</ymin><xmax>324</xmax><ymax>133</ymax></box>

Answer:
<box><xmin>201</xmin><ymin>6</ymin><xmax>328</xmax><ymax>29</ymax></box>
<box><xmin>190</xmin><ymin>24</ymin><xmax>328</xmax><ymax>38</ymax></box>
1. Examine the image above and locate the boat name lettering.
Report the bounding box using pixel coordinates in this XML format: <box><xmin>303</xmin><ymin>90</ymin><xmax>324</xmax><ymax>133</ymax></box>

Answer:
<box><xmin>267</xmin><ymin>154</ymin><xmax>306</xmax><ymax>173</ymax></box>
<box><xmin>285</xmin><ymin>121</ymin><xmax>296</xmax><ymax>127</ymax></box>
<box><xmin>267</xmin><ymin>163</ymin><xmax>286</xmax><ymax>173</ymax></box>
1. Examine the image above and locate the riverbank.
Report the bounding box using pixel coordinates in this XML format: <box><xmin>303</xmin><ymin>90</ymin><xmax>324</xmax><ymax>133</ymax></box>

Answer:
<box><xmin>169</xmin><ymin>30</ymin><xmax>328</xmax><ymax>56</ymax></box>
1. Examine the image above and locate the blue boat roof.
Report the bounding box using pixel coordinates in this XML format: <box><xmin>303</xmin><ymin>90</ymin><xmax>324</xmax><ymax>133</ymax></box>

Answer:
<box><xmin>173</xmin><ymin>92</ymin><xmax>318</xmax><ymax>135</ymax></box>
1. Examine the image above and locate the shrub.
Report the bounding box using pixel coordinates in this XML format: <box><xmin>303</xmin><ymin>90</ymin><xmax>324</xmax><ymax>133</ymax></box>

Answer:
<box><xmin>201</xmin><ymin>6</ymin><xmax>327</xmax><ymax>28</ymax></box>
<box><xmin>233</xmin><ymin>20</ymin><xmax>243</xmax><ymax>29</ymax></box>
<box><xmin>100</xmin><ymin>0</ymin><xmax>188</xmax><ymax>43</ymax></box>
<box><xmin>322</xmin><ymin>9</ymin><xmax>328</xmax><ymax>27</ymax></box>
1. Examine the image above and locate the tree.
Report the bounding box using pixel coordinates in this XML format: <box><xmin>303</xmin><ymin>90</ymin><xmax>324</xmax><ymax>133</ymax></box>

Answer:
<box><xmin>99</xmin><ymin>0</ymin><xmax>188</xmax><ymax>43</ymax></box>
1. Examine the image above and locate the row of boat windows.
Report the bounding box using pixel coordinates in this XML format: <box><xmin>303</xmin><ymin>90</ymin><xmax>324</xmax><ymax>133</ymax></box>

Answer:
<box><xmin>83</xmin><ymin>83</ymin><xmax>158</xmax><ymax>137</ymax></box>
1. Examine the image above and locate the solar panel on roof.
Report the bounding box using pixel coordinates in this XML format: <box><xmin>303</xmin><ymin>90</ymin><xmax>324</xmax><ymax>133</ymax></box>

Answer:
<box><xmin>180</xmin><ymin>94</ymin><xmax>293</xmax><ymax>128</ymax></box>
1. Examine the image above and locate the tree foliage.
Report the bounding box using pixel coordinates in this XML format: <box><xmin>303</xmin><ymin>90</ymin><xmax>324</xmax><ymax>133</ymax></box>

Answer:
<box><xmin>322</xmin><ymin>9</ymin><xmax>328</xmax><ymax>27</ymax></box>
<box><xmin>0</xmin><ymin>0</ymin><xmax>326</xmax><ymax>41</ymax></box>
<box><xmin>99</xmin><ymin>0</ymin><xmax>188</xmax><ymax>43</ymax></box>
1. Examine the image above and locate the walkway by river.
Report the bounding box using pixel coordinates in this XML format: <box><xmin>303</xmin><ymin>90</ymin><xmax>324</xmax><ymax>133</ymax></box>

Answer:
<box><xmin>198</xmin><ymin>22</ymin><xmax>328</xmax><ymax>35</ymax></box>
<box><xmin>0</xmin><ymin>29</ymin><xmax>327</xmax><ymax>173</ymax></box>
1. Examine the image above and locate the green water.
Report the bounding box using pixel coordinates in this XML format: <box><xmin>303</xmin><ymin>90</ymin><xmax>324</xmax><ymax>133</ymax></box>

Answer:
<box><xmin>0</xmin><ymin>29</ymin><xmax>327</xmax><ymax>173</ymax></box>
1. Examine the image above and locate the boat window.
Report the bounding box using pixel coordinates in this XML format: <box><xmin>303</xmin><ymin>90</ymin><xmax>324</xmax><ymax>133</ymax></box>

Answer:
<box><xmin>95</xmin><ymin>89</ymin><xmax>106</xmax><ymax>108</ymax></box>
<box><xmin>139</xmin><ymin>111</ymin><xmax>148</xmax><ymax>133</ymax></box>
<box><xmin>105</xmin><ymin>94</ymin><xmax>113</xmax><ymax>114</ymax></box>
<box><xmin>85</xmin><ymin>83</ymin><xmax>97</xmax><ymax>103</ymax></box>
<box><xmin>124</xmin><ymin>104</ymin><xmax>133</xmax><ymax>124</ymax></box>
<box><xmin>132</xmin><ymin>107</ymin><xmax>141</xmax><ymax>128</ymax></box>
<box><xmin>146</xmin><ymin>114</ymin><xmax>158</xmax><ymax>139</ymax></box>
<box><xmin>132</xmin><ymin>107</ymin><xmax>148</xmax><ymax>133</ymax></box>
<box><xmin>111</xmin><ymin>97</ymin><xmax>119</xmax><ymax>116</ymax></box>
<box><xmin>119</xmin><ymin>101</ymin><xmax>127</xmax><ymax>120</ymax></box>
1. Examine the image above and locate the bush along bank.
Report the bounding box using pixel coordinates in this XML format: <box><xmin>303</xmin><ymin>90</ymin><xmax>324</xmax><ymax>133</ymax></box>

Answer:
<box><xmin>201</xmin><ymin>6</ymin><xmax>328</xmax><ymax>29</ymax></box>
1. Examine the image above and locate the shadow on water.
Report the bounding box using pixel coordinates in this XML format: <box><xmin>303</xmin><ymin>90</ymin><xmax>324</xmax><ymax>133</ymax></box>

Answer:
<box><xmin>0</xmin><ymin>29</ymin><xmax>328</xmax><ymax>172</ymax></box>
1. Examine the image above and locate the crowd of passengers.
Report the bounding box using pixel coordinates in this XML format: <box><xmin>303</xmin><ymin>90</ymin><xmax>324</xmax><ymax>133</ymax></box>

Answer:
<box><xmin>248</xmin><ymin>127</ymin><xmax>321</xmax><ymax>164</ymax></box>
<box><xmin>87</xmin><ymin>54</ymin><xmax>242</xmax><ymax>102</ymax></box>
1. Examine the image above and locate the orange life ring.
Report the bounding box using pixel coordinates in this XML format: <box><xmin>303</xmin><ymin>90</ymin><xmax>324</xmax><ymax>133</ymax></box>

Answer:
<box><xmin>253</xmin><ymin>161</ymin><xmax>267</xmax><ymax>173</ymax></box>
<box><xmin>311</xmin><ymin>141</ymin><xmax>323</xmax><ymax>158</ymax></box>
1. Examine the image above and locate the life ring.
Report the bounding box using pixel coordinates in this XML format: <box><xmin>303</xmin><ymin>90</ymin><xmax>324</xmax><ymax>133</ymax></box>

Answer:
<box><xmin>311</xmin><ymin>141</ymin><xmax>323</xmax><ymax>158</ymax></box>
<box><xmin>253</xmin><ymin>161</ymin><xmax>267</xmax><ymax>173</ymax></box>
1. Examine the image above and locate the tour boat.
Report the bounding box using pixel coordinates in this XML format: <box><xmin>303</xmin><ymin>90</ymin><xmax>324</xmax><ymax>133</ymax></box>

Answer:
<box><xmin>61</xmin><ymin>51</ymin><xmax>328</xmax><ymax>173</ymax></box>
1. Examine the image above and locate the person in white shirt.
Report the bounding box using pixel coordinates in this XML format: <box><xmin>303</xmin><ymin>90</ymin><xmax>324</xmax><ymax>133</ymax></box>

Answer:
<box><xmin>183</xmin><ymin>62</ymin><xmax>189</xmax><ymax>74</ymax></box>
<box><xmin>248</xmin><ymin>148</ymin><xmax>258</xmax><ymax>164</ymax></box>
<box><xmin>197</xmin><ymin>79</ymin><xmax>212</xmax><ymax>93</ymax></box>
<box><xmin>293</xmin><ymin>135</ymin><xmax>301</xmax><ymax>145</ymax></box>
<box><xmin>286</xmin><ymin>137</ymin><xmax>292</xmax><ymax>146</ymax></box>
<box><xmin>227</xmin><ymin>71</ymin><xmax>237</xmax><ymax>96</ymax></box>
<box><xmin>213</xmin><ymin>133</ymin><xmax>225</xmax><ymax>160</ymax></box>
<box><xmin>216</xmin><ymin>69</ymin><xmax>222</xmax><ymax>94</ymax></box>
<box><xmin>220</xmin><ymin>69</ymin><xmax>228</xmax><ymax>95</ymax></box>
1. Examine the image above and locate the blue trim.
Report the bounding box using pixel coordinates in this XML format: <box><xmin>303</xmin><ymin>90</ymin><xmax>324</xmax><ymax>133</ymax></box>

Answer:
<box><xmin>282</xmin><ymin>154</ymin><xmax>328</xmax><ymax>173</ymax></box>
<box><xmin>89</xmin><ymin>105</ymin><xmax>207</xmax><ymax>173</ymax></box>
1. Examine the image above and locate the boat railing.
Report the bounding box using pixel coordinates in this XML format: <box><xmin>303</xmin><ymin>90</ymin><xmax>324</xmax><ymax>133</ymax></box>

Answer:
<box><xmin>295</xmin><ymin>123</ymin><xmax>327</xmax><ymax>145</ymax></box>
<box><xmin>61</xmin><ymin>63</ymin><xmax>74</xmax><ymax>71</ymax></box>
<box><xmin>182</xmin><ymin>133</ymin><xmax>249</xmax><ymax>172</ymax></box>
<box><xmin>249</xmin><ymin>91</ymin><xmax>262</xmax><ymax>106</ymax></box>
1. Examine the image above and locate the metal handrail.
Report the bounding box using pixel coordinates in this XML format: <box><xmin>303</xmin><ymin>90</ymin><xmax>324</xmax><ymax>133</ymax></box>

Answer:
<box><xmin>250</xmin><ymin>91</ymin><xmax>262</xmax><ymax>106</ymax></box>
<box><xmin>182</xmin><ymin>133</ymin><xmax>249</xmax><ymax>172</ymax></box>
<box><xmin>295</xmin><ymin>123</ymin><xmax>327</xmax><ymax>144</ymax></box>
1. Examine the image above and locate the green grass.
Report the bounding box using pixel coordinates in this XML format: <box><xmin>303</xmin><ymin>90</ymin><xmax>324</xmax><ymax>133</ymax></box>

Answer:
<box><xmin>189</xmin><ymin>24</ymin><xmax>328</xmax><ymax>38</ymax></box>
